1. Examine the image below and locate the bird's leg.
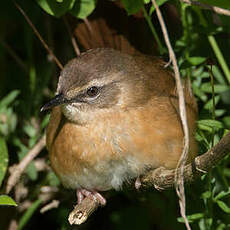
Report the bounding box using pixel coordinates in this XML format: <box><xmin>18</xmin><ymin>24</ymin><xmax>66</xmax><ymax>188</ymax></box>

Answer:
<box><xmin>76</xmin><ymin>190</ymin><xmax>84</xmax><ymax>204</ymax></box>
<box><xmin>76</xmin><ymin>189</ymin><xmax>106</xmax><ymax>206</ymax></box>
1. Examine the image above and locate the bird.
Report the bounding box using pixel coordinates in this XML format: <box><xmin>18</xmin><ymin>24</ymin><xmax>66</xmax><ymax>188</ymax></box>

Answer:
<box><xmin>41</xmin><ymin>48</ymin><xmax>198</xmax><ymax>206</ymax></box>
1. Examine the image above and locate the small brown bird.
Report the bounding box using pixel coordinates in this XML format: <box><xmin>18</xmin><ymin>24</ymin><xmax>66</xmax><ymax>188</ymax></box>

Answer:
<box><xmin>42</xmin><ymin>48</ymin><xmax>197</xmax><ymax>205</ymax></box>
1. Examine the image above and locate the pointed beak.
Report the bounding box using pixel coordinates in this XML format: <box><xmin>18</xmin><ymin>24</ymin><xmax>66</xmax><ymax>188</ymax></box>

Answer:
<box><xmin>40</xmin><ymin>93</ymin><xmax>67</xmax><ymax>112</ymax></box>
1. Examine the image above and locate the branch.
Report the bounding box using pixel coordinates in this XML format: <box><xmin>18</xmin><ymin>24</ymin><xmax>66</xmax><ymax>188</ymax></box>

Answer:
<box><xmin>68</xmin><ymin>197</ymin><xmax>100</xmax><ymax>225</ymax></box>
<box><xmin>63</xmin><ymin>16</ymin><xmax>81</xmax><ymax>56</ymax></box>
<box><xmin>180</xmin><ymin>0</ymin><xmax>230</xmax><ymax>17</ymax></box>
<box><xmin>14</xmin><ymin>1</ymin><xmax>63</xmax><ymax>70</ymax></box>
<box><xmin>68</xmin><ymin>132</ymin><xmax>230</xmax><ymax>225</ymax></box>
<box><xmin>6</xmin><ymin>135</ymin><xmax>46</xmax><ymax>194</ymax></box>
<box><xmin>151</xmin><ymin>0</ymin><xmax>190</xmax><ymax>228</ymax></box>
<box><xmin>142</xmin><ymin>132</ymin><xmax>230</xmax><ymax>189</ymax></box>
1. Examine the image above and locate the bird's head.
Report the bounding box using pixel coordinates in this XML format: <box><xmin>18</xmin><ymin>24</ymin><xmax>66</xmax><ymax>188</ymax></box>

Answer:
<box><xmin>41</xmin><ymin>48</ymin><xmax>155</xmax><ymax>124</ymax></box>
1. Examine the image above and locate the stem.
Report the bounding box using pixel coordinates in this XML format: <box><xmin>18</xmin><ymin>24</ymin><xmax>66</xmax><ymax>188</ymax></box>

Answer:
<box><xmin>142</xmin><ymin>7</ymin><xmax>165</xmax><ymax>55</ymax></box>
<box><xmin>196</xmin><ymin>9</ymin><xmax>230</xmax><ymax>84</ymax></box>
<box><xmin>207</xmin><ymin>36</ymin><xmax>230</xmax><ymax>84</ymax></box>
<box><xmin>208</xmin><ymin>65</ymin><xmax>215</xmax><ymax>147</ymax></box>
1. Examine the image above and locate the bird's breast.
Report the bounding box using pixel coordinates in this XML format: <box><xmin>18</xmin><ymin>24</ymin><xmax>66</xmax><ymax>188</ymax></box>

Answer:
<box><xmin>46</xmin><ymin>97</ymin><xmax>197</xmax><ymax>191</ymax></box>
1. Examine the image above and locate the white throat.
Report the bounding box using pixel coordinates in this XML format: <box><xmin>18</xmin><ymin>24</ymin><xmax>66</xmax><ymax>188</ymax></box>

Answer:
<box><xmin>61</xmin><ymin>103</ymin><xmax>88</xmax><ymax>124</ymax></box>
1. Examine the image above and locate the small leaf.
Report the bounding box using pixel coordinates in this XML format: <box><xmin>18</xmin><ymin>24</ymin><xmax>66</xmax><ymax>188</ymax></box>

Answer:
<box><xmin>210</xmin><ymin>65</ymin><xmax>225</xmax><ymax>84</ymax></box>
<box><xmin>187</xmin><ymin>56</ymin><xmax>206</xmax><ymax>66</ymax></box>
<box><xmin>24</xmin><ymin>124</ymin><xmax>37</xmax><ymax>138</ymax></box>
<box><xmin>70</xmin><ymin>0</ymin><xmax>96</xmax><ymax>19</ymax></box>
<box><xmin>201</xmin><ymin>83</ymin><xmax>230</xmax><ymax>93</ymax></box>
<box><xmin>149</xmin><ymin>0</ymin><xmax>169</xmax><ymax>15</ymax></box>
<box><xmin>0</xmin><ymin>90</ymin><xmax>20</xmax><ymax>109</ymax></box>
<box><xmin>215</xmin><ymin>109</ymin><xmax>226</xmax><ymax>117</ymax></box>
<box><xmin>192</xmin><ymin>85</ymin><xmax>208</xmax><ymax>102</ymax></box>
<box><xmin>204</xmin><ymin>95</ymin><xmax>220</xmax><ymax>110</ymax></box>
<box><xmin>201</xmin><ymin>191</ymin><xmax>212</xmax><ymax>200</ymax></box>
<box><xmin>0</xmin><ymin>137</ymin><xmax>8</xmax><ymax>187</ymax></box>
<box><xmin>197</xmin><ymin>119</ymin><xmax>224</xmax><ymax>131</ymax></box>
<box><xmin>26</xmin><ymin>162</ymin><xmax>38</xmax><ymax>181</ymax></box>
<box><xmin>0</xmin><ymin>195</ymin><xmax>17</xmax><ymax>206</ymax></box>
<box><xmin>223</xmin><ymin>116</ymin><xmax>230</xmax><ymax>128</ymax></box>
<box><xmin>47</xmin><ymin>171</ymin><xmax>60</xmax><ymax>186</ymax></box>
<box><xmin>41</xmin><ymin>114</ymin><xmax>50</xmax><ymax>129</ymax></box>
<box><xmin>36</xmin><ymin>0</ymin><xmax>76</xmax><ymax>17</ymax></box>
<box><xmin>121</xmin><ymin>0</ymin><xmax>144</xmax><ymax>15</ymax></box>
<box><xmin>216</xmin><ymin>200</ymin><xmax>230</xmax><ymax>213</ymax></box>
<box><xmin>177</xmin><ymin>213</ymin><xmax>204</xmax><ymax>223</ymax></box>
<box><xmin>214</xmin><ymin>189</ymin><xmax>230</xmax><ymax>200</ymax></box>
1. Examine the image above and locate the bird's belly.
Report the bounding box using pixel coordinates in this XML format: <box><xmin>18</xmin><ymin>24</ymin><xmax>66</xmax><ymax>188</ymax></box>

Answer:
<box><xmin>48</xmin><ymin>119</ymin><xmax>148</xmax><ymax>191</ymax></box>
<box><xmin>54</xmin><ymin>155</ymin><xmax>143</xmax><ymax>191</ymax></box>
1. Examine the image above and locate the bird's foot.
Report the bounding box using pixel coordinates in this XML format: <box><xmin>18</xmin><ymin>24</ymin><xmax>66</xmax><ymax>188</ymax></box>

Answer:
<box><xmin>77</xmin><ymin>189</ymin><xmax>106</xmax><ymax>206</ymax></box>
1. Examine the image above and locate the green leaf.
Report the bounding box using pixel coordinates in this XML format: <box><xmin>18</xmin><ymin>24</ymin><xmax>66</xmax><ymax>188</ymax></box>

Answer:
<box><xmin>216</xmin><ymin>200</ymin><xmax>230</xmax><ymax>213</ymax></box>
<box><xmin>47</xmin><ymin>171</ymin><xmax>60</xmax><ymax>186</ymax></box>
<box><xmin>0</xmin><ymin>195</ymin><xmax>17</xmax><ymax>206</ymax></box>
<box><xmin>70</xmin><ymin>0</ymin><xmax>96</xmax><ymax>19</ymax></box>
<box><xmin>214</xmin><ymin>189</ymin><xmax>230</xmax><ymax>200</ymax></box>
<box><xmin>0</xmin><ymin>90</ymin><xmax>20</xmax><ymax>109</ymax></box>
<box><xmin>121</xmin><ymin>0</ymin><xmax>144</xmax><ymax>15</ymax></box>
<box><xmin>26</xmin><ymin>162</ymin><xmax>38</xmax><ymax>181</ymax></box>
<box><xmin>149</xmin><ymin>0</ymin><xmax>169</xmax><ymax>15</ymax></box>
<box><xmin>201</xmin><ymin>191</ymin><xmax>212</xmax><ymax>200</ymax></box>
<box><xmin>204</xmin><ymin>95</ymin><xmax>220</xmax><ymax>110</ymax></box>
<box><xmin>217</xmin><ymin>223</ymin><xmax>227</xmax><ymax>230</ymax></box>
<box><xmin>197</xmin><ymin>119</ymin><xmax>223</xmax><ymax>129</ymax></box>
<box><xmin>192</xmin><ymin>85</ymin><xmax>208</xmax><ymax>102</ymax></box>
<box><xmin>41</xmin><ymin>114</ymin><xmax>50</xmax><ymax>129</ymax></box>
<box><xmin>215</xmin><ymin>109</ymin><xmax>226</xmax><ymax>117</ymax></box>
<box><xmin>199</xmin><ymin>218</ymin><xmax>213</xmax><ymax>229</ymax></box>
<box><xmin>36</xmin><ymin>0</ymin><xmax>76</xmax><ymax>17</ymax></box>
<box><xmin>0</xmin><ymin>137</ymin><xmax>8</xmax><ymax>187</ymax></box>
<box><xmin>18</xmin><ymin>199</ymin><xmax>42</xmax><ymax>230</ymax></box>
<box><xmin>177</xmin><ymin>213</ymin><xmax>204</xmax><ymax>223</ymax></box>
<box><xmin>211</xmin><ymin>65</ymin><xmax>226</xmax><ymax>84</ymax></box>
<box><xmin>201</xmin><ymin>83</ymin><xmax>230</xmax><ymax>93</ymax></box>
<box><xmin>223</xmin><ymin>116</ymin><xmax>230</xmax><ymax>128</ymax></box>
<box><xmin>24</xmin><ymin>124</ymin><xmax>37</xmax><ymax>138</ymax></box>
<box><xmin>187</xmin><ymin>56</ymin><xmax>206</xmax><ymax>66</ymax></box>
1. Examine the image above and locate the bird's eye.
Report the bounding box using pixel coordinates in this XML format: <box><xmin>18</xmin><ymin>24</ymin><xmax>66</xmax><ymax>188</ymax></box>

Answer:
<box><xmin>86</xmin><ymin>86</ymin><xmax>99</xmax><ymax>97</ymax></box>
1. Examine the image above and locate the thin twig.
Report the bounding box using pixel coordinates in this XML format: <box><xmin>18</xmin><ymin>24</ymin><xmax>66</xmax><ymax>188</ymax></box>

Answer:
<box><xmin>40</xmin><ymin>199</ymin><xmax>60</xmax><ymax>213</ymax></box>
<box><xmin>180</xmin><ymin>0</ymin><xmax>230</xmax><ymax>17</ymax></box>
<box><xmin>0</xmin><ymin>39</ymin><xmax>28</xmax><ymax>74</ymax></box>
<box><xmin>151</xmin><ymin>0</ymin><xmax>190</xmax><ymax>229</ymax></box>
<box><xmin>14</xmin><ymin>1</ymin><xmax>63</xmax><ymax>70</ymax></box>
<box><xmin>68</xmin><ymin>131</ymin><xmax>230</xmax><ymax>225</ymax></box>
<box><xmin>83</xmin><ymin>18</ymin><xmax>94</xmax><ymax>37</ymax></box>
<box><xmin>83</xmin><ymin>18</ymin><xmax>104</xmax><ymax>47</ymax></box>
<box><xmin>6</xmin><ymin>135</ymin><xmax>46</xmax><ymax>194</ymax></box>
<box><xmin>63</xmin><ymin>17</ymin><xmax>80</xmax><ymax>56</ymax></box>
<box><xmin>8</xmin><ymin>220</ymin><xmax>18</xmax><ymax>230</ymax></box>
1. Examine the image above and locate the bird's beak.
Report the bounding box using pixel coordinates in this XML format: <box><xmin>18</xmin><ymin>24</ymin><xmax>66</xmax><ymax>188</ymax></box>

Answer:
<box><xmin>40</xmin><ymin>93</ymin><xmax>67</xmax><ymax>112</ymax></box>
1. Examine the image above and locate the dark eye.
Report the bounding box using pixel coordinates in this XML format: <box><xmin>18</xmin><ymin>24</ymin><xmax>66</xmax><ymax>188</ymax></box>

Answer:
<box><xmin>86</xmin><ymin>86</ymin><xmax>99</xmax><ymax>97</ymax></box>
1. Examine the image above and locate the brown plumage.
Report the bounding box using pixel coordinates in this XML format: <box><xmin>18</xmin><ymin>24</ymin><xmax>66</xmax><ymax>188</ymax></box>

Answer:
<box><xmin>43</xmin><ymin>48</ymin><xmax>197</xmax><ymax>205</ymax></box>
